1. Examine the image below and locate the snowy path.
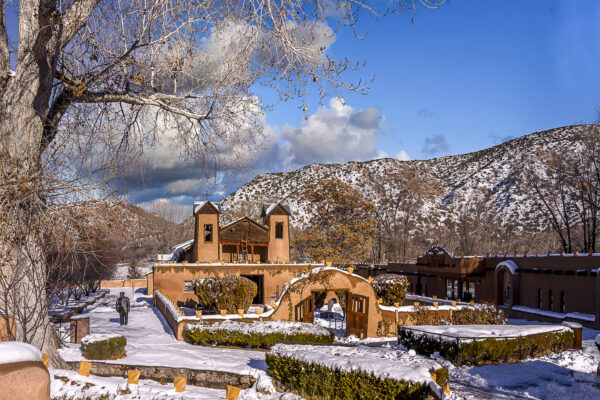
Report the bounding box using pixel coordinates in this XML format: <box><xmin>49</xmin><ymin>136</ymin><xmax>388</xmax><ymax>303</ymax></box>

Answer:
<box><xmin>59</xmin><ymin>288</ymin><xmax>268</xmax><ymax>377</ymax></box>
<box><xmin>56</xmin><ymin>289</ymin><xmax>600</xmax><ymax>400</ymax></box>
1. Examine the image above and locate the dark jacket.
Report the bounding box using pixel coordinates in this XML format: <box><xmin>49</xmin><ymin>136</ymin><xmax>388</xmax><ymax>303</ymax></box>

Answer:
<box><xmin>116</xmin><ymin>297</ymin><xmax>130</xmax><ymax>313</ymax></box>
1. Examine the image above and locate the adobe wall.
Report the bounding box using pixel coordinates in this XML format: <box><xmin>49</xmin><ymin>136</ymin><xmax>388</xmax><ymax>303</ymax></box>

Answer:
<box><xmin>193</xmin><ymin>213</ymin><xmax>219</xmax><ymax>262</ymax></box>
<box><xmin>488</xmin><ymin>255</ymin><xmax>599</xmax><ymax>316</ymax></box>
<box><xmin>100</xmin><ymin>279</ymin><xmax>147</xmax><ymax>289</ymax></box>
<box><xmin>0</xmin><ymin>361</ymin><xmax>49</xmax><ymax>400</ymax></box>
<box><xmin>267</xmin><ymin>214</ymin><xmax>290</xmax><ymax>263</ymax></box>
<box><xmin>152</xmin><ymin>263</ymin><xmax>311</xmax><ymax>307</ymax></box>
<box><xmin>269</xmin><ymin>269</ymin><xmax>383</xmax><ymax>337</ymax></box>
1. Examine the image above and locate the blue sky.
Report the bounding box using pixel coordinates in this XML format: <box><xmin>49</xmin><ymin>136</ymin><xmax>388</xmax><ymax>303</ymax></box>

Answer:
<box><xmin>266</xmin><ymin>0</ymin><xmax>600</xmax><ymax>162</ymax></box>
<box><xmin>4</xmin><ymin>1</ymin><xmax>600</xmax><ymax>206</ymax></box>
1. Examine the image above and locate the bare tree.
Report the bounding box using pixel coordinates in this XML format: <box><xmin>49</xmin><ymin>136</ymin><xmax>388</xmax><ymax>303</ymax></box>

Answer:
<box><xmin>523</xmin><ymin>125</ymin><xmax>600</xmax><ymax>254</ymax></box>
<box><xmin>0</xmin><ymin>0</ymin><xmax>443</xmax><ymax>364</ymax></box>
<box><xmin>366</xmin><ymin>164</ymin><xmax>442</xmax><ymax>263</ymax></box>
<box><xmin>145</xmin><ymin>200</ymin><xmax>193</xmax><ymax>252</ymax></box>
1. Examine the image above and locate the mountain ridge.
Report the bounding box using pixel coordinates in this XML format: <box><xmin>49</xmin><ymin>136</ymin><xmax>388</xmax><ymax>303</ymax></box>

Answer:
<box><xmin>219</xmin><ymin>124</ymin><xmax>593</xmax><ymax>233</ymax></box>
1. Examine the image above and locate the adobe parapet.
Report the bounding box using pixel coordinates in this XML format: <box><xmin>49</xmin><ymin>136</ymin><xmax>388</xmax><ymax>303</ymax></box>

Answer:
<box><xmin>148</xmin><ymin>262</ymin><xmax>324</xmax><ymax>308</ymax></box>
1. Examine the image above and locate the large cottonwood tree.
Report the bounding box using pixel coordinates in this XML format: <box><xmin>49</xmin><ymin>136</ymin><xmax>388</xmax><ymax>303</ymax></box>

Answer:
<box><xmin>0</xmin><ymin>0</ymin><xmax>441</xmax><ymax>365</ymax></box>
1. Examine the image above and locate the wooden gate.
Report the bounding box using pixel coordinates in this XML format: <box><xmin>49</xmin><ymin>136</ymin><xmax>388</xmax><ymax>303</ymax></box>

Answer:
<box><xmin>294</xmin><ymin>296</ymin><xmax>314</xmax><ymax>323</ymax></box>
<box><xmin>346</xmin><ymin>293</ymin><xmax>368</xmax><ymax>338</ymax></box>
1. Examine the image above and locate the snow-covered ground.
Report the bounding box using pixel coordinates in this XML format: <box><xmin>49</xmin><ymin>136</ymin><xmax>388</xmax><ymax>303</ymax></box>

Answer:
<box><xmin>112</xmin><ymin>263</ymin><xmax>153</xmax><ymax>280</ymax></box>
<box><xmin>314</xmin><ymin>303</ymin><xmax>345</xmax><ymax>338</ymax></box>
<box><xmin>402</xmin><ymin>324</ymin><xmax>569</xmax><ymax>342</ymax></box>
<box><xmin>441</xmin><ymin>319</ymin><xmax>600</xmax><ymax>400</ymax></box>
<box><xmin>53</xmin><ymin>288</ymin><xmax>600</xmax><ymax>400</ymax></box>
<box><xmin>51</xmin><ymin>369</ymin><xmax>227</xmax><ymax>399</ymax></box>
<box><xmin>56</xmin><ymin>287</ymin><xmax>287</xmax><ymax>399</ymax></box>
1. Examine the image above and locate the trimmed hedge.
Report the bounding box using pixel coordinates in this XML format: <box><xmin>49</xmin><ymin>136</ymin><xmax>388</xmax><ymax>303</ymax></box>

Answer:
<box><xmin>266</xmin><ymin>353</ymin><xmax>433</xmax><ymax>400</ymax></box>
<box><xmin>81</xmin><ymin>336</ymin><xmax>127</xmax><ymax>360</ymax></box>
<box><xmin>410</xmin><ymin>303</ymin><xmax>506</xmax><ymax>326</ymax></box>
<box><xmin>185</xmin><ymin>321</ymin><xmax>334</xmax><ymax>348</ymax></box>
<box><xmin>191</xmin><ymin>275</ymin><xmax>257</xmax><ymax>313</ymax></box>
<box><xmin>371</xmin><ymin>274</ymin><xmax>408</xmax><ymax>306</ymax></box>
<box><xmin>398</xmin><ymin>328</ymin><xmax>573</xmax><ymax>366</ymax></box>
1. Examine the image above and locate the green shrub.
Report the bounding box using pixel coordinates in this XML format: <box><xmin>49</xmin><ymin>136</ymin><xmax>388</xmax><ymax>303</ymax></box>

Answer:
<box><xmin>370</xmin><ymin>274</ymin><xmax>408</xmax><ymax>306</ymax></box>
<box><xmin>410</xmin><ymin>302</ymin><xmax>506</xmax><ymax>326</ymax></box>
<box><xmin>81</xmin><ymin>335</ymin><xmax>127</xmax><ymax>360</ymax></box>
<box><xmin>185</xmin><ymin>320</ymin><xmax>334</xmax><ymax>348</ymax></box>
<box><xmin>191</xmin><ymin>275</ymin><xmax>257</xmax><ymax>313</ymax></box>
<box><xmin>398</xmin><ymin>328</ymin><xmax>573</xmax><ymax>366</ymax></box>
<box><xmin>266</xmin><ymin>353</ymin><xmax>431</xmax><ymax>400</ymax></box>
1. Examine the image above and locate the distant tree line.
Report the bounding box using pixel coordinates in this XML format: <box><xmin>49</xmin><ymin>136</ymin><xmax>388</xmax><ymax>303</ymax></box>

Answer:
<box><xmin>289</xmin><ymin>124</ymin><xmax>600</xmax><ymax>264</ymax></box>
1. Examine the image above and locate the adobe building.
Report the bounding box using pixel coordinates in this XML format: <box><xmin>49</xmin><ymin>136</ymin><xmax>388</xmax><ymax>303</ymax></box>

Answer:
<box><xmin>150</xmin><ymin>201</ymin><xmax>306</xmax><ymax>308</ymax></box>
<box><xmin>379</xmin><ymin>246</ymin><xmax>600</xmax><ymax>327</ymax></box>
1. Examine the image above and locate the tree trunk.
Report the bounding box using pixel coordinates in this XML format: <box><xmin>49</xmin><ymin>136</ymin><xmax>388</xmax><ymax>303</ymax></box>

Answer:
<box><xmin>0</xmin><ymin>0</ymin><xmax>67</xmax><ymax>368</ymax></box>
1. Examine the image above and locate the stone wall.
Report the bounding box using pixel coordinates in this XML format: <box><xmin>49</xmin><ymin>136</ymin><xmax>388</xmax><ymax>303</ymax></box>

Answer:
<box><xmin>65</xmin><ymin>361</ymin><xmax>255</xmax><ymax>389</ymax></box>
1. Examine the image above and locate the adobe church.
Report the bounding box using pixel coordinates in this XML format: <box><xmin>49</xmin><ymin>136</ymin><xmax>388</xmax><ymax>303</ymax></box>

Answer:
<box><xmin>188</xmin><ymin>201</ymin><xmax>291</xmax><ymax>264</ymax></box>
<box><xmin>150</xmin><ymin>201</ymin><xmax>309</xmax><ymax>307</ymax></box>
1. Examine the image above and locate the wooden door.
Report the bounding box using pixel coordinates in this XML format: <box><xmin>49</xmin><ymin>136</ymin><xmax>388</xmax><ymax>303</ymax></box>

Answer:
<box><xmin>294</xmin><ymin>296</ymin><xmax>314</xmax><ymax>323</ymax></box>
<box><xmin>346</xmin><ymin>293</ymin><xmax>368</xmax><ymax>338</ymax></box>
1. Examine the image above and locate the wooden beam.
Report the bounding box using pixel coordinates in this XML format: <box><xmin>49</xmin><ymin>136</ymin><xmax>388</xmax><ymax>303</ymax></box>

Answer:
<box><xmin>221</xmin><ymin>241</ymin><xmax>268</xmax><ymax>247</ymax></box>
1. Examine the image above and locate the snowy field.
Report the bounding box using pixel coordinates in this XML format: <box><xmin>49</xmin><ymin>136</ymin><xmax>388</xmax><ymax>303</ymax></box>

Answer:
<box><xmin>51</xmin><ymin>287</ymin><xmax>600</xmax><ymax>399</ymax></box>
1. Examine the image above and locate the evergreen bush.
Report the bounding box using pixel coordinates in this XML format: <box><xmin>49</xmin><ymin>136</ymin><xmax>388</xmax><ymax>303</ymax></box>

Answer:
<box><xmin>190</xmin><ymin>275</ymin><xmax>257</xmax><ymax>313</ymax></box>
<box><xmin>370</xmin><ymin>274</ymin><xmax>408</xmax><ymax>306</ymax></box>
<box><xmin>185</xmin><ymin>320</ymin><xmax>334</xmax><ymax>348</ymax></box>
<box><xmin>398</xmin><ymin>328</ymin><xmax>573</xmax><ymax>366</ymax></box>
<box><xmin>410</xmin><ymin>303</ymin><xmax>506</xmax><ymax>325</ymax></box>
<box><xmin>266</xmin><ymin>353</ymin><xmax>433</xmax><ymax>400</ymax></box>
<box><xmin>81</xmin><ymin>335</ymin><xmax>127</xmax><ymax>360</ymax></box>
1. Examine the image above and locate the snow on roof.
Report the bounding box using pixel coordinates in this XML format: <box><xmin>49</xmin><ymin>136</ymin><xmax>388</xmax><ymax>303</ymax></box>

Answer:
<box><xmin>495</xmin><ymin>260</ymin><xmax>518</xmax><ymax>275</ymax></box>
<box><xmin>172</xmin><ymin>239</ymin><xmax>194</xmax><ymax>252</ymax></box>
<box><xmin>512</xmin><ymin>306</ymin><xmax>596</xmax><ymax>322</ymax></box>
<box><xmin>221</xmin><ymin>216</ymin><xmax>268</xmax><ymax>230</ymax></box>
<box><xmin>0</xmin><ymin>342</ymin><xmax>42</xmax><ymax>365</ymax></box>
<box><xmin>193</xmin><ymin>201</ymin><xmax>220</xmax><ymax>215</ymax></box>
<box><xmin>262</xmin><ymin>202</ymin><xmax>291</xmax><ymax>216</ymax></box>
<box><xmin>425</xmin><ymin>246</ymin><xmax>449</xmax><ymax>255</ymax></box>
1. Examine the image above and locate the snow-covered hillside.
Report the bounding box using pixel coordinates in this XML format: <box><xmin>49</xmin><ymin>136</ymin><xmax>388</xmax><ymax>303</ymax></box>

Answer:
<box><xmin>220</xmin><ymin>125</ymin><xmax>592</xmax><ymax>231</ymax></box>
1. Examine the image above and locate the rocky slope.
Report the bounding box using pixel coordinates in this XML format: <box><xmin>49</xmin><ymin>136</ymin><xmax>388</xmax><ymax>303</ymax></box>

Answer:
<box><xmin>219</xmin><ymin>124</ymin><xmax>592</xmax><ymax>231</ymax></box>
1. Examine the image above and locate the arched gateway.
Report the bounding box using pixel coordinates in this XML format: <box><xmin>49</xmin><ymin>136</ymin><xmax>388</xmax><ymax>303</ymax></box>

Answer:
<box><xmin>495</xmin><ymin>260</ymin><xmax>519</xmax><ymax>307</ymax></box>
<box><xmin>269</xmin><ymin>268</ymin><xmax>383</xmax><ymax>338</ymax></box>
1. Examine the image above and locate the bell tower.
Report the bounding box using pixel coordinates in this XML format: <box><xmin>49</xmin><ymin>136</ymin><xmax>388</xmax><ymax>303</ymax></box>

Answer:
<box><xmin>261</xmin><ymin>203</ymin><xmax>291</xmax><ymax>263</ymax></box>
<box><xmin>192</xmin><ymin>201</ymin><xmax>220</xmax><ymax>263</ymax></box>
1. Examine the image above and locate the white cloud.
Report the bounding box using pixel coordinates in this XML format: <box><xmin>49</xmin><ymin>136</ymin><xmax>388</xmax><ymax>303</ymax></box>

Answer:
<box><xmin>395</xmin><ymin>150</ymin><xmax>411</xmax><ymax>161</ymax></box>
<box><xmin>278</xmin><ymin>98</ymin><xmax>385</xmax><ymax>169</ymax></box>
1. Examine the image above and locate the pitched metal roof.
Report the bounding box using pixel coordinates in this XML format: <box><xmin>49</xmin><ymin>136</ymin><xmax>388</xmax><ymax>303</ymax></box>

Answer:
<box><xmin>220</xmin><ymin>215</ymin><xmax>269</xmax><ymax>231</ymax></box>
<box><xmin>262</xmin><ymin>202</ymin><xmax>291</xmax><ymax>216</ymax></box>
<box><xmin>193</xmin><ymin>201</ymin><xmax>221</xmax><ymax>215</ymax></box>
